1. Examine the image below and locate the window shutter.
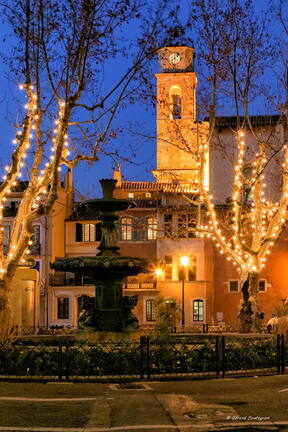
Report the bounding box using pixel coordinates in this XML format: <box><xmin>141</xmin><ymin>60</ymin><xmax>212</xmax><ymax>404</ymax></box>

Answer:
<box><xmin>74</xmin><ymin>273</ymin><xmax>82</xmax><ymax>286</ymax></box>
<box><xmin>75</xmin><ymin>223</ymin><xmax>82</xmax><ymax>242</ymax></box>
<box><xmin>95</xmin><ymin>223</ymin><xmax>102</xmax><ymax>241</ymax></box>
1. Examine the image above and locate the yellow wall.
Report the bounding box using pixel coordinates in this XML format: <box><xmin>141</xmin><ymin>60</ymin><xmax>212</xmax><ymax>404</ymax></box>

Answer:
<box><xmin>10</xmin><ymin>268</ymin><xmax>39</xmax><ymax>328</ymax></box>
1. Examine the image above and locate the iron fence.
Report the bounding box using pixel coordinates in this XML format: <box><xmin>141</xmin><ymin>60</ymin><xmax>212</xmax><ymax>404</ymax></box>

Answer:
<box><xmin>16</xmin><ymin>323</ymin><xmax>271</xmax><ymax>337</ymax></box>
<box><xmin>0</xmin><ymin>334</ymin><xmax>286</xmax><ymax>382</ymax></box>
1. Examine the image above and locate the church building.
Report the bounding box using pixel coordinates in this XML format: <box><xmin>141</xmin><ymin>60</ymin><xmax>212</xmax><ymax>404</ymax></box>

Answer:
<box><xmin>47</xmin><ymin>44</ymin><xmax>288</xmax><ymax>330</ymax></box>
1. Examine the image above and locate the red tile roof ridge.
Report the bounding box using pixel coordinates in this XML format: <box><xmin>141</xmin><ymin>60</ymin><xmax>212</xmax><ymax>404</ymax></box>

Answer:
<box><xmin>117</xmin><ymin>181</ymin><xmax>197</xmax><ymax>193</ymax></box>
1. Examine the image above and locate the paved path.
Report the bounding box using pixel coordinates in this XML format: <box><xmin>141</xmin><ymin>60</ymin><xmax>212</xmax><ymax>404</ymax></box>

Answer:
<box><xmin>0</xmin><ymin>375</ymin><xmax>287</xmax><ymax>431</ymax></box>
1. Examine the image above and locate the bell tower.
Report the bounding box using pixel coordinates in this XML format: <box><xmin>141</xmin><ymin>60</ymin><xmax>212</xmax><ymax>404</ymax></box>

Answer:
<box><xmin>153</xmin><ymin>45</ymin><xmax>209</xmax><ymax>187</ymax></box>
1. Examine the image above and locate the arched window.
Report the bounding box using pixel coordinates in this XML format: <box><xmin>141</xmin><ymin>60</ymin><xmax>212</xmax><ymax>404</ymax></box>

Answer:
<box><xmin>169</xmin><ymin>86</ymin><xmax>182</xmax><ymax>120</ymax></box>
<box><xmin>193</xmin><ymin>299</ymin><xmax>204</xmax><ymax>322</ymax></box>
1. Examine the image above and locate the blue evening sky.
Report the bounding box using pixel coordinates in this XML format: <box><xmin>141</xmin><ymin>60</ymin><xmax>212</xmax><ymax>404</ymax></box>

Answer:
<box><xmin>0</xmin><ymin>0</ymin><xmax>283</xmax><ymax>198</ymax></box>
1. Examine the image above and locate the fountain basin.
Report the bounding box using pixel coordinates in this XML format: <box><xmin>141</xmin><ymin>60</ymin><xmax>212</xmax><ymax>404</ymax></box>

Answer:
<box><xmin>83</xmin><ymin>198</ymin><xmax>135</xmax><ymax>213</ymax></box>
<box><xmin>51</xmin><ymin>256</ymin><xmax>150</xmax><ymax>276</ymax></box>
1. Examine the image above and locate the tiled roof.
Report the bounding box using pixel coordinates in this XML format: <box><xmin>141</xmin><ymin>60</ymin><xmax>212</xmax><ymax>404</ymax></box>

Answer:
<box><xmin>133</xmin><ymin>199</ymin><xmax>161</xmax><ymax>208</ymax></box>
<box><xmin>117</xmin><ymin>182</ymin><xmax>198</xmax><ymax>194</ymax></box>
<box><xmin>67</xmin><ymin>203</ymin><xmax>100</xmax><ymax>221</ymax></box>
<box><xmin>209</xmin><ymin>115</ymin><xmax>283</xmax><ymax>130</ymax></box>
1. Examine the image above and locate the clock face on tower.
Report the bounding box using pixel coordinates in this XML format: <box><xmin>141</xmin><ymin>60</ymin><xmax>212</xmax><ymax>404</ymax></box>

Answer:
<box><xmin>169</xmin><ymin>52</ymin><xmax>181</xmax><ymax>65</ymax></box>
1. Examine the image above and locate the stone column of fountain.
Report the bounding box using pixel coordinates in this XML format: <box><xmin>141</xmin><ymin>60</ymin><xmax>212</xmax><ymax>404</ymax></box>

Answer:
<box><xmin>51</xmin><ymin>179</ymin><xmax>149</xmax><ymax>331</ymax></box>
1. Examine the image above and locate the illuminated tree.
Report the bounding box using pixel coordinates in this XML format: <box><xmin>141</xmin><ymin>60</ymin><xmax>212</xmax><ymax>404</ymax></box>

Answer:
<box><xmin>0</xmin><ymin>0</ymin><xmax>174</xmax><ymax>339</ymax></box>
<box><xmin>191</xmin><ymin>0</ymin><xmax>288</xmax><ymax>332</ymax></box>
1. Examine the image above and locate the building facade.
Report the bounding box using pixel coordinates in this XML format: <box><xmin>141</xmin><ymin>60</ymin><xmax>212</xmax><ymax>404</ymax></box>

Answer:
<box><xmin>46</xmin><ymin>44</ymin><xmax>288</xmax><ymax>330</ymax></box>
<box><xmin>4</xmin><ymin>172</ymin><xmax>73</xmax><ymax>330</ymax></box>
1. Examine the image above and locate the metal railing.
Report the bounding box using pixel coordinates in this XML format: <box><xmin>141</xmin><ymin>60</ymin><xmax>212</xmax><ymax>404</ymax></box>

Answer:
<box><xmin>0</xmin><ymin>333</ymin><xmax>286</xmax><ymax>382</ymax></box>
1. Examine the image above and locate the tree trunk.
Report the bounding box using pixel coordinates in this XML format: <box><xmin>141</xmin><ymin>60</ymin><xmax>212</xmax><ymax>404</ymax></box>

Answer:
<box><xmin>239</xmin><ymin>273</ymin><xmax>259</xmax><ymax>333</ymax></box>
<box><xmin>0</xmin><ymin>279</ymin><xmax>13</xmax><ymax>341</ymax></box>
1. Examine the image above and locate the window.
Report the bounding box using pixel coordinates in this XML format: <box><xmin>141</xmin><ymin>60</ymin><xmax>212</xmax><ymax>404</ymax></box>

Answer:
<box><xmin>33</xmin><ymin>260</ymin><xmax>41</xmax><ymax>274</ymax></box>
<box><xmin>164</xmin><ymin>213</ymin><xmax>172</xmax><ymax>238</ymax></box>
<box><xmin>58</xmin><ymin>297</ymin><xmax>69</xmax><ymax>319</ymax></box>
<box><xmin>31</xmin><ymin>225</ymin><xmax>41</xmax><ymax>255</ymax></box>
<box><xmin>193</xmin><ymin>299</ymin><xmax>204</xmax><ymax>322</ymax></box>
<box><xmin>120</xmin><ymin>217</ymin><xmax>132</xmax><ymax>240</ymax></box>
<box><xmin>75</xmin><ymin>223</ymin><xmax>100</xmax><ymax>242</ymax></box>
<box><xmin>177</xmin><ymin>213</ymin><xmax>196</xmax><ymax>238</ymax></box>
<box><xmin>258</xmin><ymin>280</ymin><xmax>266</xmax><ymax>292</ymax></box>
<box><xmin>33</xmin><ymin>225</ymin><xmax>41</xmax><ymax>243</ymax></box>
<box><xmin>128</xmin><ymin>192</ymin><xmax>134</xmax><ymax>198</ymax></box>
<box><xmin>84</xmin><ymin>223</ymin><xmax>95</xmax><ymax>242</ymax></box>
<box><xmin>146</xmin><ymin>299</ymin><xmax>156</xmax><ymax>322</ymax></box>
<box><xmin>82</xmin><ymin>275</ymin><xmax>95</xmax><ymax>285</ymax></box>
<box><xmin>188</xmin><ymin>255</ymin><xmax>197</xmax><ymax>281</ymax></box>
<box><xmin>164</xmin><ymin>255</ymin><xmax>173</xmax><ymax>280</ymax></box>
<box><xmin>171</xmin><ymin>94</ymin><xmax>181</xmax><ymax>119</ymax></box>
<box><xmin>147</xmin><ymin>217</ymin><xmax>157</xmax><ymax>240</ymax></box>
<box><xmin>169</xmin><ymin>85</ymin><xmax>182</xmax><ymax>120</ymax></box>
<box><xmin>145</xmin><ymin>192</ymin><xmax>151</xmax><ymax>198</ymax></box>
<box><xmin>178</xmin><ymin>255</ymin><xmax>197</xmax><ymax>281</ymax></box>
<box><xmin>229</xmin><ymin>280</ymin><xmax>239</xmax><ymax>292</ymax></box>
<box><xmin>3</xmin><ymin>201</ymin><xmax>19</xmax><ymax>216</ymax></box>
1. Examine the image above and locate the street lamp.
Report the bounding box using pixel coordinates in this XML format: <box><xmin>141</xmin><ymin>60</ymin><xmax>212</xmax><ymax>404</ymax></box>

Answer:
<box><xmin>155</xmin><ymin>268</ymin><xmax>163</xmax><ymax>278</ymax></box>
<box><xmin>180</xmin><ymin>256</ymin><xmax>189</xmax><ymax>328</ymax></box>
<box><xmin>155</xmin><ymin>268</ymin><xmax>163</xmax><ymax>289</ymax></box>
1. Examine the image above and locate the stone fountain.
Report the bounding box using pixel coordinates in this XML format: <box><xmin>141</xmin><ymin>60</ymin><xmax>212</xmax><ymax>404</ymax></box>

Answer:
<box><xmin>51</xmin><ymin>179</ymin><xmax>150</xmax><ymax>331</ymax></box>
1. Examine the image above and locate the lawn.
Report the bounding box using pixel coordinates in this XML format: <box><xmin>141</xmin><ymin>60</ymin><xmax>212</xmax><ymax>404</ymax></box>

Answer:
<box><xmin>0</xmin><ymin>382</ymin><xmax>107</xmax><ymax>428</ymax></box>
<box><xmin>0</xmin><ymin>400</ymin><xmax>93</xmax><ymax>428</ymax></box>
<box><xmin>0</xmin><ymin>381</ymin><xmax>105</xmax><ymax>397</ymax></box>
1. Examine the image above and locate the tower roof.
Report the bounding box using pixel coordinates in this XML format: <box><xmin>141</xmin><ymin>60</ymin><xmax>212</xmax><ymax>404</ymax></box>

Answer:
<box><xmin>167</xmin><ymin>26</ymin><xmax>186</xmax><ymax>47</ymax></box>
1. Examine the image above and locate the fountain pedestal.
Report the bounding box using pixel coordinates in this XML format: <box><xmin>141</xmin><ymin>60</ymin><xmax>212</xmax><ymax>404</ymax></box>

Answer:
<box><xmin>51</xmin><ymin>179</ymin><xmax>150</xmax><ymax>331</ymax></box>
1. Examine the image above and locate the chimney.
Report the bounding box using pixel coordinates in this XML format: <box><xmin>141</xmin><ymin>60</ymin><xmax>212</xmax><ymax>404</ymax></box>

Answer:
<box><xmin>64</xmin><ymin>168</ymin><xmax>73</xmax><ymax>190</ymax></box>
<box><xmin>113</xmin><ymin>163</ymin><xmax>122</xmax><ymax>186</ymax></box>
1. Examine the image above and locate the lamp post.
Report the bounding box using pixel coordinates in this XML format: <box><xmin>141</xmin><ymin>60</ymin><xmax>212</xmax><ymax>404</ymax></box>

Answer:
<box><xmin>180</xmin><ymin>256</ymin><xmax>189</xmax><ymax>328</ymax></box>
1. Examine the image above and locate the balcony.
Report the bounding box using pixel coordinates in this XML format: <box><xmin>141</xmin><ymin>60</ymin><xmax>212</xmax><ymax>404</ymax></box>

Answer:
<box><xmin>49</xmin><ymin>273</ymin><xmax>157</xmax><ymax>290</ymax></box>
<box><xmin>124</xmin><ymin>282</ymin><xmax>156</xmax><ymax>290</ymax></box>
